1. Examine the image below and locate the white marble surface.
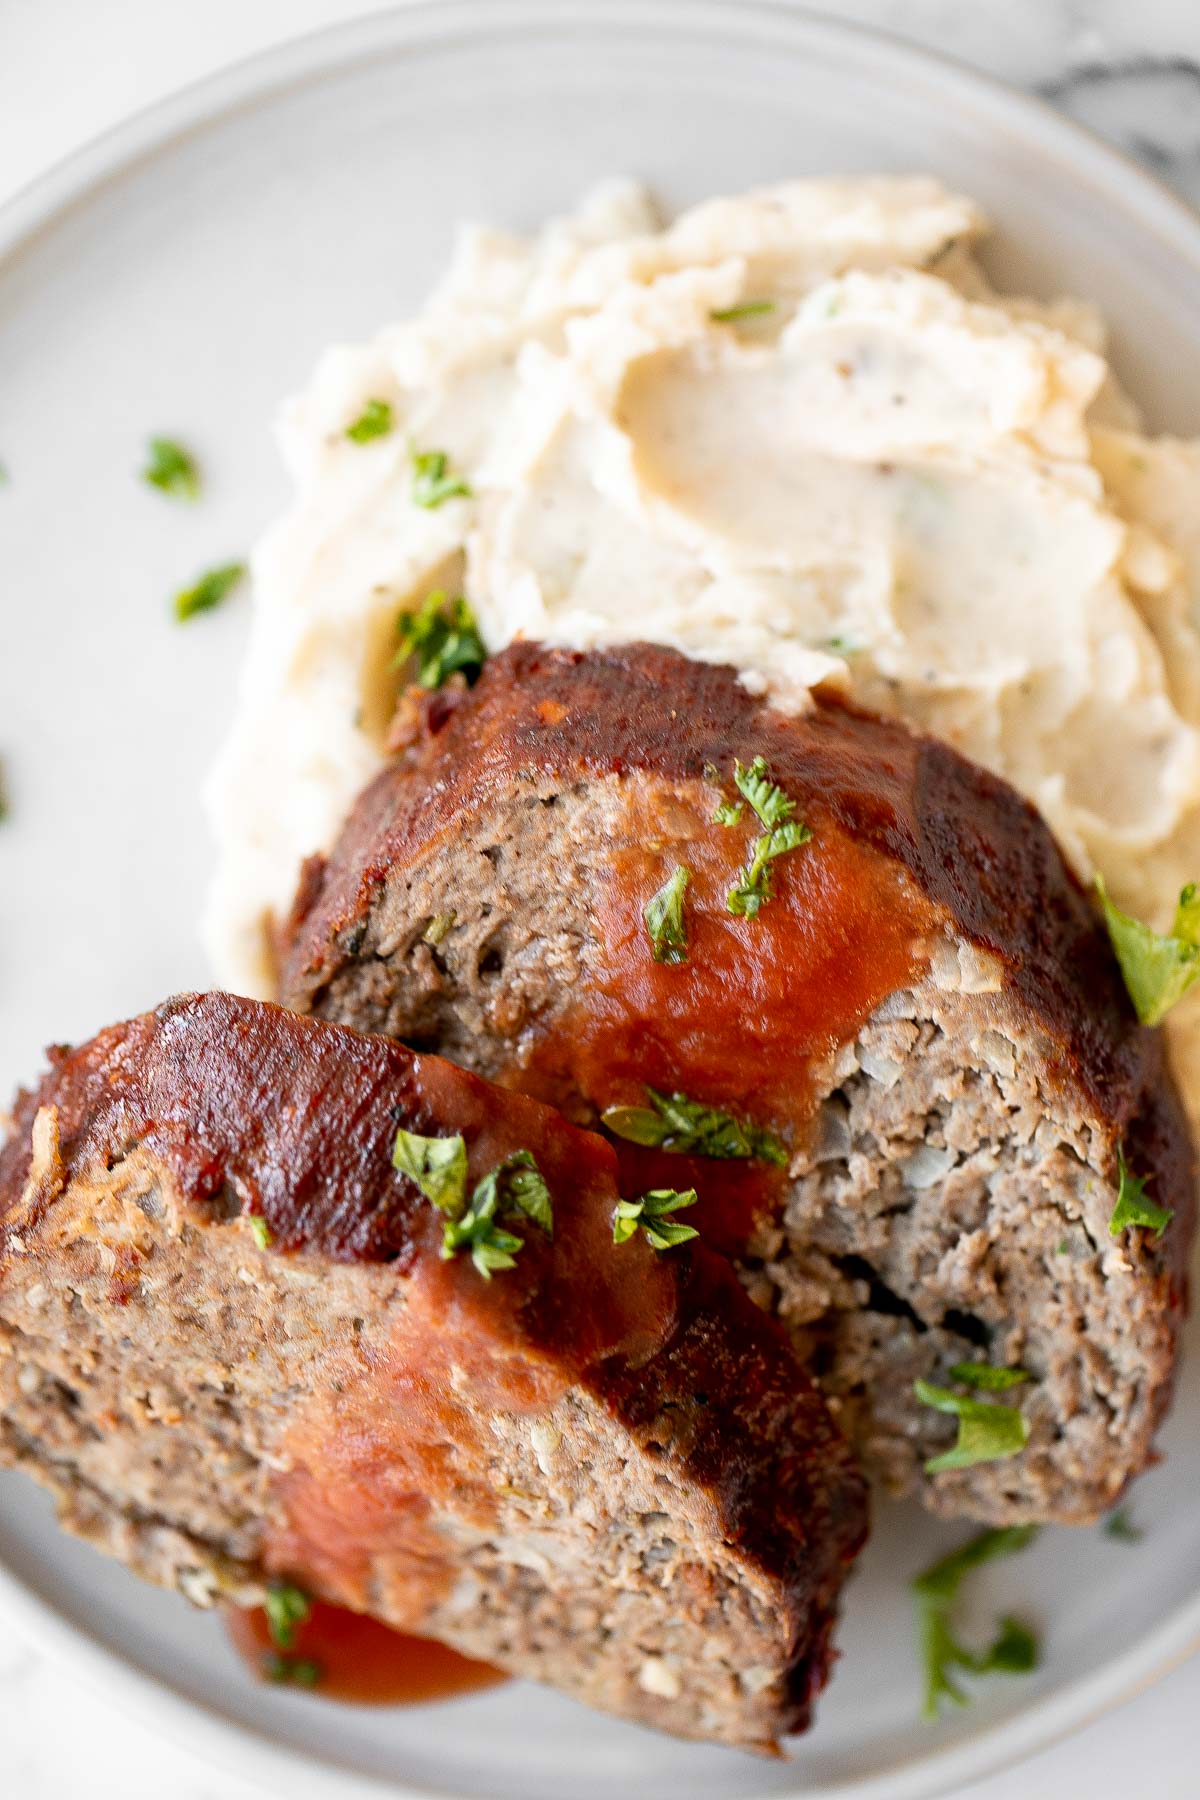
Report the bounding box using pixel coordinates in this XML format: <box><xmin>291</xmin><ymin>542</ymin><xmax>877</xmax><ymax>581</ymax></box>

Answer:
<box><xmin>4</xmin><ymin>1</ymin><xmax>1200</xmax><ymax>1794</ymax></box>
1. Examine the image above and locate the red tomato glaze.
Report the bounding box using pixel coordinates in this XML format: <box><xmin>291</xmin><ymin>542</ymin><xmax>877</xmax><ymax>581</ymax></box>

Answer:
<box><xmin>517</xmin><ymin>777</ymin><xmax>934</xmax><ymax>1248</ymax></box>
<box><xmin>226</xmin><ymin>1600</ymin><xmax>506</xmax><ymax>1705</ymax></box>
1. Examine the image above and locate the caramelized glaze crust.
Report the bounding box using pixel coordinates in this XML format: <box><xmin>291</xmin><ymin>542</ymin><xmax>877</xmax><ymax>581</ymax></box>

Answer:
<box><xmin>0</xmin><ymin>993</ymin><xmax>867</xmax><ymax>1748</ymax></box>
<box><xmin>277</xmin><ymin>644</ymin><xmax>1194</xmax><ymax>1524</ymax></box>
<box><xmin>282</xmin><ymin>641</ymin><xmax>1194</xmax><ymax>1287</ymax></box>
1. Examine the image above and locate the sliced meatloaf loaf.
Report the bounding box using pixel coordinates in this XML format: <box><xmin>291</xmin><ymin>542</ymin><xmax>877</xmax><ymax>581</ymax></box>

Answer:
<box><xmin>0</xmin><ymin>992</ymin><xmax>867</xmax><ymax>1752</ymax></box>
<box><xmin>280</xmin><ymin>642</ymin><xmax>1196</xmax><ymax>1527</ymax></box>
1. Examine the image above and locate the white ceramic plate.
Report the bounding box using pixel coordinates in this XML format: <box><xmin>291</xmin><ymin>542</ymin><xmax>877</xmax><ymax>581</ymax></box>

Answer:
<box><xmin>3</xmin><ymin>4</ymin><xmax>1200</xmax><ymax>1796</ymax></box>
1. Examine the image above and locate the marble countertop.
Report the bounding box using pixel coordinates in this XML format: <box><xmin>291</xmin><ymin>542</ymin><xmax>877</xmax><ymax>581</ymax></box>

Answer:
<box><xmin>3</xmin><ymin>2</ymin><xmax>1200</xmax><ymax>1795</ymax></box>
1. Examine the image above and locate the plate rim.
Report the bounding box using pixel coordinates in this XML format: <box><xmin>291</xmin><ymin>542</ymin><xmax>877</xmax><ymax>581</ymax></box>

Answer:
<box><xmin>4</xmin><ymin>3</ymin><xmax>1200</xmax><ymax>1796</ymax></box>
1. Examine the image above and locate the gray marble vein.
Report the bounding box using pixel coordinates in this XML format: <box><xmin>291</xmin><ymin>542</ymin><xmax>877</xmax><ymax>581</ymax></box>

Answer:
<box><xmin>835</xmin><ymin>0</ymin><xmax>1200</xmax><ymax>202</ymax></box>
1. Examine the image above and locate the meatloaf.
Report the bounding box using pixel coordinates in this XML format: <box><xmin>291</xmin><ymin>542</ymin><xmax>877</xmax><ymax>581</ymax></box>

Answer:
<box><xmin>280</xmin><ymin>641</ymin><xmax>1196</xmax><ymax>1526</ymax></box>
<box><xmin>0</xmin><ymin>992</ymin><xmax>867</xmax><ymax>1751</ymax></box>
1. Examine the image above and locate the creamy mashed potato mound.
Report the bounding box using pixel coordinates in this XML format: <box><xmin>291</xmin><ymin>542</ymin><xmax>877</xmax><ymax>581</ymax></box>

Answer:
<box><xmin>204</xmin><ymin>175</ymin><xmax>1200</xmax><ymax>1119</ymax></box>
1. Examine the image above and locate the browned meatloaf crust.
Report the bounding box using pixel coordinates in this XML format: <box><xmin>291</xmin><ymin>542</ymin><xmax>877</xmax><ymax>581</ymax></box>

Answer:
<box><xmin>0</xmin><ymin>992</ymin><xmax>867</xmax><ymax>1752</ymax></box>
<box><xmin>280</xmin><ymin>641</ymin><xmax>1196</xmax><ymax>1526</ymax></box>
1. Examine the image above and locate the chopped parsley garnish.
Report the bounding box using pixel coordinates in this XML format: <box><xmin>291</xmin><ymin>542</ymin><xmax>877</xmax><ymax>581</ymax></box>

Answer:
<box><xmin>1096</xmin><ymin>875</ymin><xmax>1200</xmax><ymax>1026</ymax></box>
<box><xmin>263</xmin><ymin>1653</ymin><xmax>322</xmax><ymax>1686</ymax></box>
<box><xmin>1104</xmin><ymin>1507</ymin><xmax>1144</xmax><ymax>1544</ymax></box>
<box><xmin>824</xmin><ymin>635</ymin><xmax>862</xmax><ymax>656</ymax></box>
<box><xmin>716</xmin><ymin>757</ymin><xmax>813</xmax><ymax>919</ymax></box>
<box><xmin>613</xmin><ymin>1187</ymin><xmax>699</xmax><ymax>1251</ymax></box>
<box><xmin>248</xmin><ymin>1215</ymin><xmax>273</xmax><ymax>1251</ymax></box>
<box><xmin>645</xmin><ymin>864</ymin><xmax>690</xmax><ymax>964</ymax></box>
<box><xmin>465</xmin><ymin>1150</ymin><xmax>554</xmax><ymax>1237</ymax></box>
<box><xmin>346</xmin><ymin>398</ymin><xmax>394</xmax><ymax>444</ymax></box>
<box><xmin>173</xmin><ymin>560</ymin><xmax>246</xmax><ymax>623</ymax></box>
<box><xmin>914</xmin><ymin>1378</ymin><xmax>1029</xmax><ymax>1473</ymax></box>
<box><xmin>411</xmin><ymin>445</ymin><xmax>472</xmax><ymax>508</ymax></box>
<box><xmin>392</xmin><ymin>1129</ymin><xmax>552</xmax><ymax>1279</ymax></box>
<box><xmin>732</xmin><ymin>755</ymin><xmax>799</xmax><ymax>832</ymax></box>
<box><xmin>1109</xmin><ymin>1146</ymin><xmax>1173</xmax><ymax>1239</ymax></box>
<box><xmin>263</xmin><ymin>1580</ymin><xmax>311</xmax><ymax>1650</ymax></box>
<box><xmin>392</xmin><ymin>590</ymin><xmax>486</xmax><ymax>689</ymax></box>
<box><xmin>912</xmin><ymin>1525</ymin><xmax>1040</xmax><ymax>1718</ymax></box>
<box><xmin>441</xmin><ymin>1214</ymin><xmax>523</xmax><ymax>1278</ymax></box>
<box><xmin>710</xmin><ymin>300</ymin><xmax>776</xmax><ymax>323</ymax></box>
<box><xmin>726</xmin><ymin>824</ymin><xmax>813</xmax><ymax>907</ymax></box>
<box><xmin>602</xmin><ymin>1085</ymin><xmax>787</xmax><ymax>1165</ymax></box>
<box><xmin>392</xmin><ymin>1128</ymin><xmax>469</xmax><ymax>1214</ymax></box>
<box><xmin>728</xmin><ymin>822</ymin><xmax>812</xmax><ymax>917</ymax></box>
<box><xmin>712</xmin><ymin>798</ymin><xmax>744</xmax><ymax>827</ymax></box>
<box><xmin>949</xmin><ymin>1362</ymin><xmax>1031</xmax><ymax>1392</ymax></box>
<box><xmin>142</xmin><ymin>436</ymin><xmax>200</xmax><ymax>500</ymax></box>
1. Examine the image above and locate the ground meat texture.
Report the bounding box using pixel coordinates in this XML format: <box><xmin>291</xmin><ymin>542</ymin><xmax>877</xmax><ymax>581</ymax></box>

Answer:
<box><xmin>0</xmin><ymin>993</ymin><xmax>867</xmax><ymax>1753</ymax></box>
<box><xmin>279</xmin><ymin>641</ymin><xmax>1196</xmax><ymax>1527</ymax></box>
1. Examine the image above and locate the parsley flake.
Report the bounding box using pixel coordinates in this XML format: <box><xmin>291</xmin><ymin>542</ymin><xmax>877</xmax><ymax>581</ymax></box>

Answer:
<box><xmin>248</xmin><ymin>1215</ymin><xmax>273</xmax><ymax>1251</ymax></box>
<box><xmin>602</xmin><ymin>1085</ymin><xmax>787</xmax><ymax>1165</ymax></box>
<box><xmin>411</xmin><ymin>446</ymin><xmax>472</xmax><ymax>508</ymax></box>
<box><xmin>948</xmin><ymin>1362</ymin><xmax>1031</xmax><ymax>1393</ymax></box>
<box><xmin>912</xmin><ymin>1525</ymin><xmax>1039</xmax><ymax>1718</ymax></box>
<box><xmin>173</xmin><ymin>560</ymin><xmax>246</xmax><ymax>623</ymax></box>
<box><xmin>392</xmin><ymin>1128</ymin><xmax>469</xmax><ymax>1215</ymax></box>
<box><xmin>263</xmin><ymin>1653</ymin><xmax>322</xmax><ymax>1686</ymax></box>
<box><xmin>728</xmin><ymin>819</ymin><xmax>812</xmax><ymax>917</ymax></box>
<box><xmin>392</xmin><ymin>590</ymin><xmax>486</xmax><ymax>689</ymax></box>
<box><xmin>714</xmin><ymin>757</ymin><xmax>813</xmax><ymax>918</ymax></box>
<box><xmin>1109</xmin><ymin>1146</ymin><xmax>1173</xmax><ymax>1239</ymax></box>
<box><xmin>346</xmin><ymin>398</ymin><xmax>394</xmax><ymax>444</ymax></box>
<box><xmin>464</xmin><ymin>1150</ymin><xmax>554</xmax><ymax>1238</ymax></box>
<box><xmin>914</xmin><ymin>1378</ymin><xmax>1029</xmax><ymax>1473</ymax></box>
<box><xmin>143</xmin><ymin>436</ymin><xmax>200</xmax><ymax>500</ymax></box>
<box><xmin>710</xmin><ymin>299</ymin><xmax>776</xmax><ymax>323</ymax></box>
<box><xmin>392</xmin><ymin>1129</ymin><xmax>552</xmax><ymax>1279</ymax></box>
<box><xmin>442</xmin><ymin>1214</ymin><xmax>524</xmax><ymax>1279</ymax></box>
<box><xmin>613</xmin><ymin>1187</ymin><xmax>699</xmax><ymax>1251</ymax></box>
<box><xmin>1097</xmin><ymin>876</ymin><xmax>1200</xmax><ymax>1026</ymax></box>
<box><xmin>1104</xmin><ymin>1507</ymin><xmax>1144</xmax><ymax>1544</ymax></box>
<box><xmin>733</xmin><ymin>755</ymin><xmax>799</xmax><ymax>831</ymax></box>
<box><xmin>645</xmin><ymin>864</ymin><xmax>690</xmax><ymax>964</ymax></box>
<box><xmin>263</xmin><ymin>1580</ymin><xmax>311</xmax><ymax>1650</ymax></box>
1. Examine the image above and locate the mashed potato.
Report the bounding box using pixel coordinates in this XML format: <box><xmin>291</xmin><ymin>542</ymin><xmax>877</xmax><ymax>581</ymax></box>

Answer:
<box><xmin>204</xmin><ymin>175</ymin><xmax>1200</xmax><ymax>1115</ymax></box>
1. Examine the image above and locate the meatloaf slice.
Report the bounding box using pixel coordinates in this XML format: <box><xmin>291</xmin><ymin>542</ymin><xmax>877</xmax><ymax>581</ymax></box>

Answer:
<box><xmin>280</xmin><ymin>641</ymin><xmax>1196</xmax><ymax>1527</ymax></box>
<box><xmin>0</xmin><ymin>992</ymin><xmax>867</xmax><ymax>1752</ymax></box>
